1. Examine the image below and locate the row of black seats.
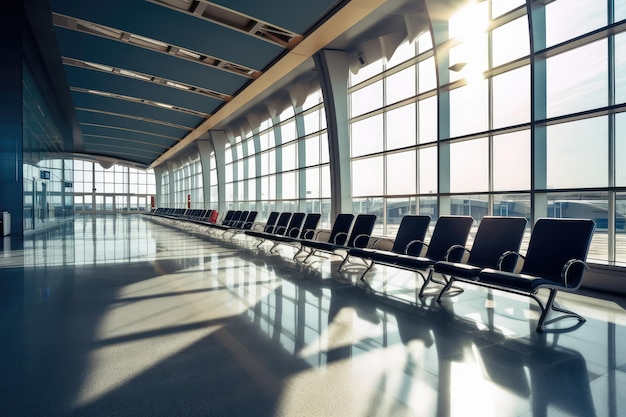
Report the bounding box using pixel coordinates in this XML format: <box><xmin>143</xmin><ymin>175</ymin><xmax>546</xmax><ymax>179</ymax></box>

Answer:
<box><xmin>148</xmin><ymin>207</ymin><xmax>219</xmax><ymax>224</ymax></box>
<box><xmin>336</xmin><ymin>214</ymin><xmax>595</xmax><ymax>332</ymax></box>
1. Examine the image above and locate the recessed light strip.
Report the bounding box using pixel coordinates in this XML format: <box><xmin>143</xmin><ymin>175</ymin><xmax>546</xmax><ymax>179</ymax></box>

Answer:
<box><xmin>52</xmin><ymin>12</ymin><xmax>261</xmax><ymax>79</ymax></box>
<box><xmin>63</xmin><ymin>57</ymin><xmax>233</xmax><ymax>102</ymax></box>
<box><xmin>71</xmin><ymin>86</ymin><xmax>209</xmax><ymax>118</ymax></box>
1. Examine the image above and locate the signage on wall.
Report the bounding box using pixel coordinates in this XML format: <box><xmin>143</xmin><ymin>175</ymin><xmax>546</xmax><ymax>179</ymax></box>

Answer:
<box><xmin>40</xmin><ymin>170</ymin><xmax>51</xmax><ymax>180</ymax></box>
<box><xmin>64</xmin><ymin>181</ymin><xmax>73</xmax><ymax>188</ymax></box>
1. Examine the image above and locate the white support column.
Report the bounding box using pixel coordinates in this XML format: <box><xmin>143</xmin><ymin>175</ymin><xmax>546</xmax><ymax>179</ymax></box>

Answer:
<box><xmin>197</xmin><ymin>137</ymin><xmax>214</xmax><ymax>209</ymax></box>
<box><xmin>209</xmin><ymin>130</ymin><xmax>228</xmax><ymax>216</ymax></box>
<box><xmin>314</xmin><ymin>49</ymin><xmax>351</xmax><ymax>219</ymax></box>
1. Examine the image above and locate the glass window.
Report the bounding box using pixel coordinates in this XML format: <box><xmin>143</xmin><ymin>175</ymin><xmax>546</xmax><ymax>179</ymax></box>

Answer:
<box><xmin>615</xmin><ymin>33</ymin><xmax>626</xmax><ymax>105</ymax></box>
<box><xmin>386</xmin><ymin>103</ymin><xmax>416</xmax><ymax>150</ymax></box>
<box><xmin>492</xmin><ymin>130</ymin><xmax>531</xmax><ymax>191</ymax></box>
<box><xmin>418</xmin><ymin>146</ymin><xmax>437</xmax><ymax>195</ymax></box>
<box><xmin>449</xmin><ymin>79</ymin><xmax>489</xmax><ymax>138</ymax></box>
<box><xmin>352</xmin><ymin>157</ymin><xmax>383</xmax><ymax>197</ymax></box>
<box><xmin>306</xmin><ymin>168</ymin><xmax>320</xmax><ymax>198</ymax></box>
<box><xmin>386</xmin><ymin>151</ymin><xmax>416</xmax><ymax>195</ymax></box>
<box><xmin>492</xmin><ymin>0</ymin><xmax>525</xmax><ymax>19</ymax></box>
<box><xmin>351</xmin><ymin>114</ymin><xmax>383</xmax><ymax>157</ymax></box>
<box><xmin>385</xmin><ymin>66</ymin><xmax>415</xmax><ymax>105</ymax></box>
<box><xmin>305</xmin><ymin>136</ymin><xmax>320</xmax><ymax>166</ymax></box>
<box><xmin>617</xmin><ymin>112</ymin><xmax>626</xmax><ymax>186</ymax></box>
<box><xmin>418</xmin><ymin>96</ymin><xmax>438</xmax><ymax>143</ymax></box>
<box><xmin>546</xmin><ymin>117</ymin><xmax>608</xmax><ymax>189</ymax></box>
<box><xmin>282</xmin><ymin>142</ymin><xmax>297</xmax><ymax>172</ymax></box>
<box><xmin>545</xmin><ymin>0</ymin><xmax>607</xmax><ymax>48</ymax></box>
<box><xmin>492</xmin><ymin>16</ymin><xmax>530</xmax><ymax>67</ymax></box>
<box><xmin>492</xmin><ymin>66</ymin><xmax>531</xmax><ymax>129</ymax></box>
<box><xmin>546</xmin><ymin>40</ymin><xmax>608</xmax><ymax>118</ymax></box>
<box><xmin>282</xmin><ymin>171</ymin><xmax>297</xmax><ymax>200</ymax></box>
<box><xmin>418</xmin><ymin>57</ymin><xmax>437</xmax><ymax>93</ymax></box>
<box><xmin>350</xmin><ymin>80</ymin><xmax>383</xmax><ymax>117</ymax></box>
<box><xmin>450</xmin><ymin>138</ymin><xmax>489</xmax><ymax>193</ymax></box>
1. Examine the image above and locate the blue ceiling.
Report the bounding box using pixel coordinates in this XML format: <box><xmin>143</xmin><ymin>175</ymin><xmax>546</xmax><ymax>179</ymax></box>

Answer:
<box><xmin>46</xmin><ymin>0</ymin><xmax>343</xmax><ymax>168</ymax></box>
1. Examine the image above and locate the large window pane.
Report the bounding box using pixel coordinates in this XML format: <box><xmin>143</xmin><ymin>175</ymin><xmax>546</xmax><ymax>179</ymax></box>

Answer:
<box><xmin>386</xmin><ymin>103</ymin><xmax>416</xmax><ymax>150</ymax></box>
<box><xmin>281</xmin><ymin>142</ymin><xmax>297</xmax><ymax>172</ymax></box>
<box><xmin>449</xmin><ymin>79</ymin><xmax>488</xmax><ymax>138</ymax></box>
<box><xmin>385</xmin><ymin>66</ymin><xmax>415</xmax><ymax>105</ymax></box>
<box><xmin>617</xmin><ymin>112</ymin><xmax>626</xmax><ymax>186</ymax></box>
<box><xmin>418</xmin><ymin>57</ymin><xmax>437</xmax><ymax>93</ymax></box>
<box><xmin>493</xmin><ymin>131</ymin><xmax>530</xmax><ymax>191</ymax></box>
<box><xmin>545</xmin><ymin>0</ymin><xmax>607</xmax><ymax>47</ymax></box>
<box><xmin>386</xmin><ymin>151</ymin><xmax>416</xmax><ymax>195</ymax></box>
<box><xmin>616</xmin><ymin>33</ymin><xmax>626</xmax><ymax>105</ymax></box>
<box><xmin>450</xmin><ymin>138</ymin><xmax>489</xmax><ymax>193</ymax></box>
<box><xmin>350</xmin><ymin>80</ymin><xmax>383</xmax><ymax>117</ymax></box>
<box><xmin>492</xmin><ymin>66</ymin><xmax>530</xmax><ymax>129</ymax></box>
<box><xmin>351</xmin><ymin>115</ymin><xmax>383</xmax><ymax>157</ymax></box>
<box><xmin>546</xmin><ymin>40</ymin><xmax>608</xmax><ymax>118</ymax></box>
<box><xmin>352</xmin><ymin>157</ymin><xmax>383</xmax><ymax>196</ymax></box>
<box><xmin>419</xmin><ymin>146</ymin><xmax>437</xmax><ymax>195</ymax></box>
<box><xmin>418</xmin><ymin>96</ymin><xmax>438</xmax><ymax>143</ymax></box>
<box><xmin>546</xmin><ymin>117</ymin><xmax>608</xmax><ymax>189</ymax></box>
<box><xmin>492</xmin><ymin>0</ymin><xmax>525</xmax><ymax>18</ymax></box>
<box><xmin>282</xmin><ymin>172</ymin><xmax>297</xmax><ymax>200</ymax></box>
<box><xmin>492</xmin><ymin>16</ymin><xmax>529</xmax><ymax>67</ymax></box>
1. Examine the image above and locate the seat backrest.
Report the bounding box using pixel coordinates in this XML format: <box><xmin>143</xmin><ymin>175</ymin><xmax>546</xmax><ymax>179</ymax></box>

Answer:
<box><xmin>467</xmin><ymin>216</ymin><xmax>528</xmax><ymax>270</ymax></box>
<box><xmin>227</xmin><ymin>211</ymin><xmax>243</xmax><ymax>227</ymax></box>
<box><xmin>521</xmin><ymin>218</ymin><xmax>595</xmax><ymax>287</ymax></box>
<box><xmin>262</xmin><ymin>212</ymin><xmax>280</xmax><ymax>232</ymax></box>
<box><xmin>270</xmin><ymin>212</ymin><xmax>292</xmax><ymax>234</ymax></box>
<box><xmin>299</xmin><ymin>213</ymin><xmax>321</xmax><ymax>239</ymax></box>
<box><xmin>327</xmin><ymin>214</ymin><xmax>355</xmax><ymax>244</ymax></box>
<box><xmin>234</xmin><ymin>211</ymin><xmax>249</xmax><ymax>227</ymax></box>
<box><xmin>391</xmin><ymin>215</ymin><xmax>432</xmax><ymax>255</ymax></box>
<box><xmin>283</xmin><ymin>213</ymin><xmax>306</xmax><ymax>237</ymax></box>
<box><xmin>346</xmin><ymin>214</ymin><xmax>377</xmax><ymax>248</ymax></box>
<box><xmin>425</xmin><ymin>216</ymin><xmax>474</xmax><ymax>262</ymax></box>
<box><xmin>242</xmin><ymin>211</ymin><xmax>258</xmax><ymax>229</ymax></box>
<box><xmin>221</xmin><ymin>210</ymin><xmax>235</xmax><ymax>225</ymax></box>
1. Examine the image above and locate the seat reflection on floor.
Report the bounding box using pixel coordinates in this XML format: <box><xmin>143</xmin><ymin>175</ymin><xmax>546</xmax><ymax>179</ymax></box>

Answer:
<box><xmin>0</xmin><ymin>215</ymin><xmax>624</xmax><ymax>417</ymax></box>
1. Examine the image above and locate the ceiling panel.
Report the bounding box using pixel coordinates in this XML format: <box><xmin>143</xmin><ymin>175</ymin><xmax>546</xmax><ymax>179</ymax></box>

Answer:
<box><xmin>42</xmin><ymin>0</ymin><xmax>346</xmax><ymax>167</ymax></box>
<box><xmin>53</xmin><ymin>27</ymin><xmax>249</xmax><ymax>96</ymax></box>
<box><xmin>70</xmin><ymin>91</ymin><xmax>204</xmax><ymax>130</ymax></box>
<box><xmin>49</xmin><ymin>0</ymin><xmax>283</xmax><ymax>70</ymax></box>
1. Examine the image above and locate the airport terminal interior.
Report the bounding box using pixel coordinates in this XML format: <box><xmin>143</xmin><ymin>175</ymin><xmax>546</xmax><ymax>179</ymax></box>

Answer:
<box><xmin>2</xmin><ymin>0</ymin><xmax>626</xmax><ymax>416</ymax></box>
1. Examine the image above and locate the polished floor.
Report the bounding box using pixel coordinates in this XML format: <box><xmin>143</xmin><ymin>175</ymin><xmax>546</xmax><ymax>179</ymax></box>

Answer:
<box><xmin>1</xmin><ymin>215</ymin><xmax>626</xmax><ymax>417</ymax></box>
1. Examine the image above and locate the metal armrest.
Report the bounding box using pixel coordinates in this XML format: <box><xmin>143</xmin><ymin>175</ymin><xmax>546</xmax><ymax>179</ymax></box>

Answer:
<box><xmin>352</xmin><ymin>233</ymin><xmax>371</xmax><ymax>248</ymax></box>
<box><xmin>274</xmin><ymin>226</ymin><xmax>287</xmax><ymax>234</ymax></box>
<box><xmin>333</xmin><ymin>232</ymin><xmax>348</xmax><ymax>245</ymax></box>
<box><xmin>288</xmin><ymin>226</ymin><xmax>301</xmax><ymax>237</ymax></box>
<box><xmin>372</xmin><ymin>237</ymin><xmax>394</xmax><ymax>250</ymax></box>
<box><xmin>444</xmin><ymin>244</ymin><xmax>469</xmax><ymax>262</ymax></box>
<box><xmin>302</xmin><ymin>229</ymin><xmax>316</xmax><ymax>240</ymax></box>
<box><xmin>404</xmin><ymin>239</ymin><xmax>427</xmax><ymax>256</ymax></box>
<box><xmin>561</xmin><ymin>258</ymin><xmax>589</xmax><ymax>287</ymax></box>
<box><xmin>496</xmin><ymin>250</ymin><xmax>522</xmax><ymax>271</ymax></box>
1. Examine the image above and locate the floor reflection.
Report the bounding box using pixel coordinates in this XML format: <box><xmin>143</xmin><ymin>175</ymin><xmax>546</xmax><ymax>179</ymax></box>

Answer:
<box><xmin>0</xmin><ymin>215</ymin><xmax>624</xmax><ymax>416</ymax></box>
